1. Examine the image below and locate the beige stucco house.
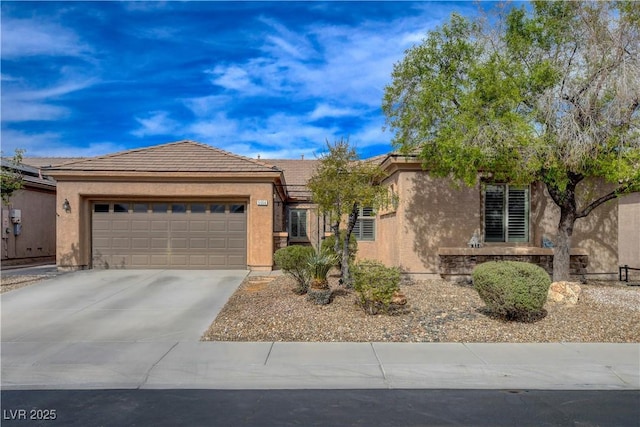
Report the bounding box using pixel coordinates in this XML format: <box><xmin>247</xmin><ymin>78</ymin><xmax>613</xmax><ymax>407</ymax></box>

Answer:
<box><xmin>44</xmin><ymin>140</ymin><xmax>637</xmax><ymax>279</ymax></box>
<box><xmin>1</xmin><ymin>160</ymin><xmax>57</xmax><ymax>266</ymax></box>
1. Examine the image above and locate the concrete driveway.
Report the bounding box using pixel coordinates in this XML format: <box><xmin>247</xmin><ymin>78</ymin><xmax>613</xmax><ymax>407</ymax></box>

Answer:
<box><xmin>1</xmin><ymin>269</ymin><xmax>247</xmax><ymax>389</ymax></box>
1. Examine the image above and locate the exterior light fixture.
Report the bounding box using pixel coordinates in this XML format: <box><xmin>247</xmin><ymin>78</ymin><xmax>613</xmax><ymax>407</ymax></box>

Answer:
<box><xmin>62</xmin><ymin>199</ymin><xmax>71</xmax><ymax>213</ymax></box>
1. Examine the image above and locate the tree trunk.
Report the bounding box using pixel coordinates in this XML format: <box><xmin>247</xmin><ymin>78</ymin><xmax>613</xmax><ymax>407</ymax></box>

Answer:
<box><xmin>341</xmin><ymin>203</ymin><xmax>359</xmax><ymax>287</ymax></box>
<box><xmin>553</xmin><ymin>208</ymin><xmax>576</xmax><ymax>282</ymax></box>
<box><xmin>332</xmin><ymin>220</ymin><xmax>340</xmax><ymax>265</ymax></box>
<box><xmin>545</xmin><ymin>175</ymin><xmax>580</xmax><ymax>282</ymax></box>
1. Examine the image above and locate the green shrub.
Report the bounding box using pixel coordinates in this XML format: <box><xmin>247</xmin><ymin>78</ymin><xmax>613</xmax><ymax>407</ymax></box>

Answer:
<box><xmin>472</xmin><ymin>261</ymin><xmax>551</xmax><ymax>321</ymax></box>
<box><xmin>274</xmin><ymin>245</ymin><xmax>315</xmax><ymax>294</ymax></box>
<box><xmin>352</xmin><ymin>260</ymin><xmax>402</xmax><ymax>314</ymax></box>
<box><xmin>307</xmin><ymin>249</ymin><xmax>338</xmax><ymax>286</ymax></box>
<box><xmin>321</xmin><ymin>231</ymin><xmax>357</xmax><ymax>265</ymax></box>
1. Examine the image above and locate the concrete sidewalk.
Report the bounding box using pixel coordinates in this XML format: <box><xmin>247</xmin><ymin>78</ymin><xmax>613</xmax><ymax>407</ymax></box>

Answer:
<box><xmin>3</xmin><ymin>341</ymin><xmax>638</xmax><ymax>390</ymax></box>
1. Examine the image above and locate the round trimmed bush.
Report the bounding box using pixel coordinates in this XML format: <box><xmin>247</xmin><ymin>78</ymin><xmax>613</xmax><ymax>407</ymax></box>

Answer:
<box><xmin>472</xmin><ymin>261</ymin><xmax>551</xmax><ymax>321</ymax></box>
<box><xmin>352</xmin><ymin>259</ymin><xmax>402</xmax><ymax>315</ymax></box>
<box><xmin>274</xmin><ymin>245</ymin><xmax>315</xmax><ymax>294</ymax></box>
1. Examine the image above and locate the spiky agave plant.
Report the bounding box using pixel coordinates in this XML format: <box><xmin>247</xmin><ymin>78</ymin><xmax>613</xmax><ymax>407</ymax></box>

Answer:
<box><xmin>307</xmin><ymin>249</ymin><xmax>337</xmax><ymax>290</ymax></box>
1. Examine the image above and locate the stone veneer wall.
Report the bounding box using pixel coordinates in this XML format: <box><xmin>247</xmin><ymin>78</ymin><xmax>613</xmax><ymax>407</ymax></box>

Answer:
<box><xmin>439</xmin><ymin>254</ymin><xmax>588</xmax><ymax>279</ymax></box>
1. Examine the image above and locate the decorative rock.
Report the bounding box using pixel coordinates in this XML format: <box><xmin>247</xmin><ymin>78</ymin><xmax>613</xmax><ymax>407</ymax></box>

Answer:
<box><xmin>391</xmin><ymin>291</ymin><xmax>407</xmax><ymax>306</ymax></box>
<box><xmin>548</xmin><ymin>281</ymin><xmax>582</xmax><ymax>305</ymax></box>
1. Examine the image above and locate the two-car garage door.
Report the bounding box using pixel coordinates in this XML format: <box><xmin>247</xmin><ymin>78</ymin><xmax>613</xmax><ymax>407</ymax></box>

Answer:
<box><xmin>92</xmin><ymin>201</ymin><xmax>247</xmax><ymax>269</ymax></box>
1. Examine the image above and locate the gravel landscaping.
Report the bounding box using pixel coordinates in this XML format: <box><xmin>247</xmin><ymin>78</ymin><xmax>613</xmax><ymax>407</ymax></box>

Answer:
<box><xmin>203</xmin><ymin>273</ymin><xmax>640</xmax><ymax>343</ymax></box>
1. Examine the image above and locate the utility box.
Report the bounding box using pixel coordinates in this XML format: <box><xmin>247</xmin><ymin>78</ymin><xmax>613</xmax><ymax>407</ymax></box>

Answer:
<box><xmin>10</xmin><ymin>209</ymin><xmax>21</xmax><ymax>224</ymax></box>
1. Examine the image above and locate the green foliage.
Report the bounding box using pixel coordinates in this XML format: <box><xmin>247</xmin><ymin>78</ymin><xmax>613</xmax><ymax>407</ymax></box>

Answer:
<box><xmin>383</xmin><ymin>2</ymin><xmax>639</xmax><ymax>280</ymax></box>
<box><xmin>321</xmin><ymin>231</ymin><xmax>357</xmax><ymax>265</ymax></box>
<box><xmin>274</xmin><ymin>245</ymin><xmax>315</xmax><ymax>294</ymax></box>
<box><xmin>472</xmin><ymin>261</ymin><xmax>551</xmax><ymax>321</ymax></box>
<box><xmin>308</xmin><ymin>138</ymin><xmax>389</xmax><ymax>282</ymax></box>
<box><xmin>307</xmin><ymin>249</ymin><xmax>337</xmax><ymax>283</ymax></box>
<box><xmin>352</xmin><ymin>260</ymin><xmax>402</xmax><ymax>315</ymax></box>
<box><xmin>1</xmin><ymin>149</ymin><xmax>25</xmax><ymax>205</ymax></box>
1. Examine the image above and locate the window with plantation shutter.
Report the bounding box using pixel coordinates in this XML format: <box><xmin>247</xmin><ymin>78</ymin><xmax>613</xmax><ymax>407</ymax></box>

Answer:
<box><xmin>353</xmin><ymin>207</ymin><xmax>375</xmax><ymax>241</ymax></box>
<box><xmin>289</xmin><ymin>209</ymin><xmax>308</xmax><ymax>240</ymax></box>
<box><xmin>484</xmin><ymin>185</ymin><xmax>529</xmax><ymax>243</ymax></box>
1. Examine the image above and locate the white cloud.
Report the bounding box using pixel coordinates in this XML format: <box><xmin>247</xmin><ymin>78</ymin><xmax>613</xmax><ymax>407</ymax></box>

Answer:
<box><xmin>207</xmin><ymin>65</ymin><xmax>263</xmax><ymax>94</ymax></box>
<box><xmin>131</xmin><ymin>111</ymin><xmax>179</xmax><ymax>137</ymax></box>
<box><xmin>0</xmin><ymin>129</ymin><xmax>125</xmax><ymax>157</ymax></box>
<box><xmin>309</xmin><ymin>103</ymin><xmax>361</xmax><ymax>120</ymax></box>
<box><xmin>1</xmin><ymin>17</ymin><xmax>91</xmax><ymax>59</ymax></box>
<box><xmin>1</xmin><ymin>102</ymin><xmax>70</xmax><ymax>122</ymax></box>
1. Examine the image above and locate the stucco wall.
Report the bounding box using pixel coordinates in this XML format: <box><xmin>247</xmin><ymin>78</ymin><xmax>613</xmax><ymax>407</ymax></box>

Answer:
<box><xmin>54</xmin><ymin>179</ymin><xmax>275</xmax><ymax>270</ymax></box>
<box><xmin>1</xmin><ymin>186</ymin><xmax>56</xmax><ymax>263</ymax></box>
<box><xmin>618</xmin><ymin>192</ymin><xmax>640</xmax><ymax>279</ymax></box>
<box><xmin>360</xmin><ymin>169</ymin><xmax>620</xmax><ymax>277</ymax></box>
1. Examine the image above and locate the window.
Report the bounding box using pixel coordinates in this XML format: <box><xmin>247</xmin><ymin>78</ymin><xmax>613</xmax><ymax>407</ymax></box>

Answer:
<box><xmin>113</xmin><ymin>203</ymin><xmax>129</xmax><ymax>213</ymax></box>
<box><xmin>190</xmin><ymin>203</ymin><xmax>206</xmax><ymax>213</ymax></box>
<box><xmin>210</xmin><ymin>204</ymin><xmax>225</xmax><ymax>213</ymax></box>
<box><xmin>353</xmin><ymin>207</ymin><xmax>375</xmax><ymax>241</ymax></box>
<box><xmin>171</xmin><ymin>203</ymin><xmax>187</xmax><ymax>213</ymax></box>
<box><xmin>152</xmin><ymin>203</ymin><xmax>168</xmax><ymax>213</ymax></box>
<box><xmin>230</xmin><ymin>204</ymin><xmax>245</xmax><ymax>213</ymax></box>
<box><xmin>289</xmin><ymin>209</ymin><xmax>308</xmax><ymax>240</ymax></box>
<box><xmin>133</xmin><ymin>203</ymin><xmax>148</xmax><ymax>213</ymax></box>
<box><xmin>94</xmin><ymin>204</ymin><xmax>109</xmax><ymax>213</ymax></box>
<box><xmin>484</xmin><ymin>184</ymin><xmax>529</xmax><ymax>242</ymax></box>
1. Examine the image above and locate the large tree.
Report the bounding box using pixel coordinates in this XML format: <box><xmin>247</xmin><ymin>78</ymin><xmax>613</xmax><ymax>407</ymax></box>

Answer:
<box><xmin>383</xmin><ymin>1</ymin><xmax>640</xmax><ymax>281</ymax></box>
<box><xmin>308</xmin><ymin>138</ymin><xmax>386</xmax><ymax>285</ymax></box>
<box><xmin>1</xmin><ymin>149</ymin><xmax>25</xmax><ymax>205</ymax></box>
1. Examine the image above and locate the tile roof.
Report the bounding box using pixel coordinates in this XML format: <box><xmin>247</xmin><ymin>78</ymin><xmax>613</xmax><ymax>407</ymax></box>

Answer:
<box><xmin>263</xmin><ymin>159</ymin><xmax>319</xmax><ymax>200</ymax></box>
<box><xmin>22</xmin><ymin>158</ymin><xmax>84</xmax><ymax>168</ymax></box>
<box><xmin>45</xmin><ymin>140</ymin><xmax>280</xmax><ymax>173</ymax></box>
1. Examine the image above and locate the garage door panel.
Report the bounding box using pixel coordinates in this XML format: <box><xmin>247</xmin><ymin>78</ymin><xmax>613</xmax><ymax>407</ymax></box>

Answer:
<box><xmin>189</xmin><ymin>255</ymin><xmax>207</xmax><ymax>267</ymax></box>
<box><xmin>92</xmin><ymin>202</ymin><xmax>246</xmax><ymax>269</ymax></box>
<box><xmin>209</xmin><ymin>220</ymin><xmax>226</xmax><ymax>232</ymax></box>
<box><xmin>228</xmin><ymin>238</ymin><xmax>246</xmax><ymax>249</ymax></box>
<box><xmin>171</xmin><ymin>238</ymin><xmax>188</xmax><ymax>249</ymax></box>
<box><xmin>190</xmin><ymin>221</ymin><xmax>207</xmax><ymax>232</ymax></box>
<box><xmin>228</xmin><ymin>220</ymin><xmax>246</xmax><ymax>232</ymax></box>
<box><xmin>190</xmin><ymin>238</ymin><xmax>207</xmax><ymax>249</ymax></box>
<box><xmin>151</xmin><ymin>238</ymin><xmax>168</xmax><ymax>249</ymax></box>
<box><xmin>151</xmin><ymin>221</ymin><xmax>169</xmax><ymax>231</ymax></box>
<box><xmin>93</xmin><ymin>219</ymin><xmax>110</xmax><ymax>231</ymax></box>
<box><xmin>131</xmin><ymin>238</ymin><xmax>150</xmax><ymax>249</ymax></box>
<box><xmin>131</xmin><ymin>255</ymin><xmax>150</xmax><ymax>265</ymax></box>
<box><xmin>131</xmin><ymin>220</ymin><xmax>150</xmax><ymax>231</ymax></box>
<box><xmin>112</xmin><ymin>238</ymin><xmax>131</xmax><ymax>249</ymax></box>
<box><xmin>171</xmin><ymin>221</ymin><xmax>188</xmax><ymax>232</ymax></box>
<box><xmin>112</xmin><ymin>220</ymin><xmax>130</xmax><ymax>232</ymax></box>
<box><xmin>208</xmin><ymin>255</ymin><xmax>226</xmax><ymax>267</ymax></box>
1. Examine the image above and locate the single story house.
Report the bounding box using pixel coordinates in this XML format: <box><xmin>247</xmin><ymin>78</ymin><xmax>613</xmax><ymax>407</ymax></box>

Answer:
<box><xmin>44</xmin><ymin>140</ymin><xmax>638</xmax><ymax>279</ymax></box>
<box><xmin>1</xmin><ymin>160</ymin><xmax>57</xmax><ymax>266</ymax></box>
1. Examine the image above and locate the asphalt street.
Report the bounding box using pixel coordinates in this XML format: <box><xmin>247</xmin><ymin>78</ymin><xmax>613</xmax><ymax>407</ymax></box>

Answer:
<box><xmin>2</xmin><ymin>389</ymin><xmax>639</xmax><ymax>427</ymax></box>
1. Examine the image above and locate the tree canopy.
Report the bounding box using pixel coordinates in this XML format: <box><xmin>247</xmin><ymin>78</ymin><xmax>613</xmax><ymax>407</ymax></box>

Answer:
<box><xmin>307</xmin><ymin>138</ymin><xmax>387</xmax><ymax>283</ymax></box>
<box><xmin>1</xmin><ymin>149</ymin><xmax>25</xmax><ymax>205</ymax></box>
<box><xmin>383</xmin><ymin>1</ymin><xmax>639</xmax><ymax>280</ymax></box>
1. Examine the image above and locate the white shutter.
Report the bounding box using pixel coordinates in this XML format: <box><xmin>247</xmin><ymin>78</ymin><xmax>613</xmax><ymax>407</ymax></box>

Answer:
<box><xmin>506</xmin><ymin>187</ymin><xmax>528</xmax><ymax>242</ymax></box>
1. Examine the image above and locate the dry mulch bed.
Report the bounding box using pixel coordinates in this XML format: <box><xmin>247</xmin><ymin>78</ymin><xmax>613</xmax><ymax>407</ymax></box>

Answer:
<box><xmin>203</xmin><ymin>274</ymin><xmax>640</xmax><ymax>343</ymax></box>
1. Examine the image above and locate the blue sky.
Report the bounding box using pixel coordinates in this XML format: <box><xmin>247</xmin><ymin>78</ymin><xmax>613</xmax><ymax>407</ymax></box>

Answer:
<box><xmin>1</xmin><ymin>1</ymin><xmax>479</xmax><ymax>160</ymax></box>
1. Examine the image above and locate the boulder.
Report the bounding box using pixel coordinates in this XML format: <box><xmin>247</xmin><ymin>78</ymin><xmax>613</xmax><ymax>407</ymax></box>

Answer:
<box><xmin>548</xmin><ymin>281</ymin><xmax>582</xmax><ymax>305</ymax></box>
<box><xmin>391</xmin><ymin>291</ymin><xmax>407</xmax><ymax>306</ymax></box>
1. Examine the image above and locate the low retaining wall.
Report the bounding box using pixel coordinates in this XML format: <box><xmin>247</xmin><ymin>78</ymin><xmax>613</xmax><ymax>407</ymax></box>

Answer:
<box><xmin>438</xmin><ymin>247</ymin><xmax>588</xmax><ymax>280</ymax></box>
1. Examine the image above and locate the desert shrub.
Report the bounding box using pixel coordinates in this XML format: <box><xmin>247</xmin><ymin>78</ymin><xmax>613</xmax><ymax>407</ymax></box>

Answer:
<box><xmin>472</xmin><ymin>261</ymin><xmax>551</xmax><ymax>321</ymax></box>
<box><xmin>321</xmin><ymin>231</ymin><xmax>357</xmax><ymax>266</ymax></box>
<box><xmin>352</xmin><ymin>260</ymin><xmax>402</xmax><ymax>315</ymax></box>
<box><xmin>274</xmin><ymin>245</ymin><xmax>314</xmax><ymax>294</ymax></box>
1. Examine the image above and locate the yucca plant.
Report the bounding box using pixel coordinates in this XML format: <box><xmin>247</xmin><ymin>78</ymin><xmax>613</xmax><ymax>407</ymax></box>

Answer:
<box><xmin>307</xmin><ymin>249</ymin><xmax>337</xmax><ymax>290</ymax></box>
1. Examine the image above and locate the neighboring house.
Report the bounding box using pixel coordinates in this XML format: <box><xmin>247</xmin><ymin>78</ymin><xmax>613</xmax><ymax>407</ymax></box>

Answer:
<box><xmin>43</xmin><ymin>140</ymin><xmax>637</xmax><ymax>279</ymax></box>
<box><xmin>1</xmin><ymin>160</ymin><xmax>57</xmax><ymax>266</ymax></box>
